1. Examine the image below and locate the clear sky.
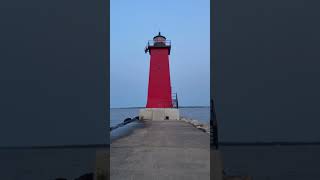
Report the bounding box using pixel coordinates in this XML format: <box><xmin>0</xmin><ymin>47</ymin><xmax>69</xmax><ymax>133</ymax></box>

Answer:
<box><xmin>111</xmin><ymin>0</ymin><xmax>210</xmax><ymax>108</ymax></box>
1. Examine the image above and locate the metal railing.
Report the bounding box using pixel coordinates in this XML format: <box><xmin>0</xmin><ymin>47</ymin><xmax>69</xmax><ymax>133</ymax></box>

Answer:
<box><xmin>172</xmin><ymin>93</ymin><xmax>179</xmax><ymax>108</ymax></box>
<box><xmin>147</xmin><ymin>40</ymin><xmax>171</xmax><ymax>47</ymax></box>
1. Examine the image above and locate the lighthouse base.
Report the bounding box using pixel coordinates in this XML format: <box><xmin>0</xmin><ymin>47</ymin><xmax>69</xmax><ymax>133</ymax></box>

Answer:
<box><xmin>139</xmin><ymin>108</ymin><xmax>180</xmax><ymax>121</ymax></box>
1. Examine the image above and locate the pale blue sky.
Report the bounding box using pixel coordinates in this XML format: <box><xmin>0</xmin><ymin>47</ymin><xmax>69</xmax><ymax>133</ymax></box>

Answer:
<box><xmin>111</xmin><ymin>0</ymin><xmax>210</xmax><ymax>108</ymax></box>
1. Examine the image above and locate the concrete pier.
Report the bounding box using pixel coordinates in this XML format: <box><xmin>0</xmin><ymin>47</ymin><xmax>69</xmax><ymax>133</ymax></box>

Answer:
<box><xmin>110</xmin><ymin>120</ymin><xmax>210</xmax><ymax>180</ymax></box>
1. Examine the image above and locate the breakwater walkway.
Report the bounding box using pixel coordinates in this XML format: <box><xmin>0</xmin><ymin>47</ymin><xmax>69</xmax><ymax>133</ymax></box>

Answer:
<box><xmin>110</xmin><ymin>120</ymin><xmax>210</xmax><ymax>180</ymax></box>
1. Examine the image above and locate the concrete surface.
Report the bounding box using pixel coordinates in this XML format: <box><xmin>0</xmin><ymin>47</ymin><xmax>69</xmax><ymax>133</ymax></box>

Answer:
<box><xmin>110</xmin><ymin>120</ymin><xmax>210</xmax><ymax>180</ymax></box>
<box><xmin>139</xmin><ymin>108</ymin><xmax>180</xmax><ymax>120</ymax></box>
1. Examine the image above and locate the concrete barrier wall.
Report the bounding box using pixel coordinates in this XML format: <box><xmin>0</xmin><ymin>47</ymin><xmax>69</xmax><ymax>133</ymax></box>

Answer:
<box><xmin>164</xmin><ymin>108</ymin><xmax>180</xmax><ymax>120</ymax></box>
<box><xmin>139</xmin><ymin>108</ymin><xmax>180</xmax><ymax>120</ymax></box>
<box><xmin>139</xmin><ymin>109</ymin><xmax>153</xmax><ymax>120</ymax></box>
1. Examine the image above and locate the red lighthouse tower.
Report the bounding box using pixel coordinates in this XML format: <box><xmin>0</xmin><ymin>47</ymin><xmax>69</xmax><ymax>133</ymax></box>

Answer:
<box><xmin>145</xmin><ymin>32</ymin><xmax>173</xmax><ymax>108</ymax></box>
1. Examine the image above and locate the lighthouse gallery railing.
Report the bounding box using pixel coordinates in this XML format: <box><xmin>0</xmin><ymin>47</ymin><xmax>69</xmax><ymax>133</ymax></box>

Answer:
<box><xmin>147</xmin><ymin>40</ymin><xmax>171</xmax><ymax>47</ymax></box>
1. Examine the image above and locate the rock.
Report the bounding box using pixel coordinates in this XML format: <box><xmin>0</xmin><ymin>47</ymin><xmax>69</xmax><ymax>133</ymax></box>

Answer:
<box><xmin>191</xmin><ymin>120</ymin><xmax>201</xmax><ymax>126</ymax></box>
<box><xmin>123</xmin><ymin>118</ymin><xmax>131</xmax><ymax>123</ymax></box>
<box><xmin>181</xmin><ymin>117</ymin><xmax>210</xmax><ymax>133</ymax></box>
<box><xmin>198</xmin><ymin>127</ymin><xmax>206</xmax><ymax>132</ymax></box>
<box><xmin>180</xmin><ymin>117</ymin><xmax>187</xmax><ymax>121</ymax></box>
<box><xmin>202</xmin><ymin>124</ymin><xmax>210</xmax><ymax>132</ymax></box>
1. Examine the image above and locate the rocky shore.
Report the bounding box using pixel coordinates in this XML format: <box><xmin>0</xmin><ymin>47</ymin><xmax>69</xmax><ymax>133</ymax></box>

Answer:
<box><xmin>179</xmin><ymin>117</ymin><xmax>210</xmax><ymax>133</ymax></box>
